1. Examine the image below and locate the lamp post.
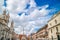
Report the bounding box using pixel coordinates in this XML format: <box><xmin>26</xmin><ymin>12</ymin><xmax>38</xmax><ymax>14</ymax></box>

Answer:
<box><xmin>21</xmin><ymin>23</ymin><xmax>27</xmax><ymax>40</ymax></box>
<box><xmin>21</xmin><ymin>23</ymin><xmax>27</xmax><ymax>35</ymax></box>
<box><xmin>23</xmin><ymin>26</ymin><xmax>24</xmax><ymax>35</ymax></box>
<box><xmin>21</xmin><ymin>24</ymin><xmax>25</xmax><ymax>35</ymax></box>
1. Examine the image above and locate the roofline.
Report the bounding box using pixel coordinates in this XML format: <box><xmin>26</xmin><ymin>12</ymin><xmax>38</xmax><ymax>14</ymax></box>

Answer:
<box><xmin>48</xmin><ymin>11</ymin><xmax>60</xmax><ymax>23</ymax></box>
<box><xmin>36</xmin><ymin>24</ymin><xmax>48</xmax><ymax>33</ymax></box>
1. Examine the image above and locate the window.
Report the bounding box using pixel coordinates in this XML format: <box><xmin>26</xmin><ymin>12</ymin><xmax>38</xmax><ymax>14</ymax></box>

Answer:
<box><xmin>56</xmin><ymin>27</ymin><xmax>58</xmax><ymax>32</ymax></box>
<box><xmin>50</xmin><ymin>23</ymin><xmax>52</xmax><ymax>26</ymax></box>
<box><xmin>51</xmin><ymin>29</ymin><xmax>52</xmax><ymax>33</ymax></box>
<box><xmin>55</xmin><ymin>20</ymin><xmax>57</xmax><ymax>24</ymax></box>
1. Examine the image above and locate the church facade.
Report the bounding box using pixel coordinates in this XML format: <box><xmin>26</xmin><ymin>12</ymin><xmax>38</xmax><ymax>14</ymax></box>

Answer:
<box><xmin>0</xmin><ymin>9</ymin><xmax>15</xmax><ymax>40</ymax></box>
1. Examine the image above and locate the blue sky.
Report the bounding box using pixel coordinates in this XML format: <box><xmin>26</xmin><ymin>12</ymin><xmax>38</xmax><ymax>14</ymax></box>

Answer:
<box><xmin>3</xmin><ymin>0</ymin><xmax>60</xmax><ymax>15</ymax></box>
<box><xmin>0</xmin><ymin>0</ymin><xmax>60</xmax><ymax>35</ymax></box>
<box><xmin>36</xmin><ymin>0</ymin><xmax>60</xmax><ymax>11</ymax></box>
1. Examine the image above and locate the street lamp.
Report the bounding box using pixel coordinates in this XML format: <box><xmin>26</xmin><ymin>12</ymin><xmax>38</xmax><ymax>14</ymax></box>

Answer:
<box><xmin>20</xmin><ymin>22</ymin><xmax>27</xmax><ymax>35</ymax></box>
<box><xmin>23</xmin><ymin>26</ymin><xmax>24</xmax><ymax>35</ymax></box>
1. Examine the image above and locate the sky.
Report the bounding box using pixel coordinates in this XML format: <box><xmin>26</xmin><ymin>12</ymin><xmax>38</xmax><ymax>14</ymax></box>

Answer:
<box><xmin>0</xmin><ymin>0</ymin><xmax>60</xmax><ymax>35</ymax></box>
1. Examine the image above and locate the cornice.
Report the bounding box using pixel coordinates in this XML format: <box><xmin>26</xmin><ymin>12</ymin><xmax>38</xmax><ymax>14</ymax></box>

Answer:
<box><xmin>48</xmin><ymin>11</ymin><xmax>60</xmax><ymax>23</ymax></box>
<box><xmin>48</xmin><ymin>23</ymin><xmax>60</xmax><ymax>30</ymax></box>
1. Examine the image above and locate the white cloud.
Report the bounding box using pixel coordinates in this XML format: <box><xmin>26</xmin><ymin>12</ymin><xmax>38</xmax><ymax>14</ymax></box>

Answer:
<box><xmin>41</xmin><ymin>5</ymin><xmax>49</xmax><ymax>9</ymax></box>
<box><xmin>29</xmin><ymin>0</ymin><xmax>36</xmax><ymax>7</ymax></box>
<box><xmin>6</xmin><ymin>0</ymin><xmax>30</xmax><ymax>13</ymax></box>
<box><xmin>6</xmin><ymin>0</ymin><xmax>54</xmax><ymax>35</ymax></box>
<box><xmin>0</xmin><ymin>0</ymin><xmax>4</xmax><ymax>14</ymax></box>
<box><xmin>0</xmin><ymin>0</ymin><xmax>4</xmax><ymax>5</ymax></box>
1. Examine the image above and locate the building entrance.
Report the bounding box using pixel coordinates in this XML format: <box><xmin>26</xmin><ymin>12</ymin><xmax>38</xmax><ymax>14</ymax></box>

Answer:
<box><xmin>57</xmin><ymin>35</ymin><xmax>60</xmax><ymax>40</ymax></box>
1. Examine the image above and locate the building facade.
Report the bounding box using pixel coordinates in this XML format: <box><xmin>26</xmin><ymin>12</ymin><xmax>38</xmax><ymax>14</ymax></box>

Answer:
<box><xmin>0</xmin><ymin>9</ymin><xmax>15</xmax><ymax>40</ymax></box>
<box><xmin>13</xmin><ymin>34</ymin><xmax>20</xmax><ymax>40</ymax></box>
<box><xmin>36</xmin><ymin>25</ymin><xmax>48</xmax><ymax>40</ymax></box>
<box><xmin>28</xmin><ymin>35</ymin><xmax>33</xmax><ymax>40</ymax></box>
<box><xmin>48</xmin><ymin>11</ymin><xmax>60</xmax><ymax>40</ymax></box>
<box><xmin>0</xmin><ymin>9</ymin><xmax>10</xmax><ymax>40</ymax></box>
<box><xmin>31</xmin><ymin>33</ymin><xmax>36</xmax><ymax>40</ymax></box>
<box><xmin>19</xmin><ymin>34</ymin><xmax>28</xmax><ymax>40</ymax></box>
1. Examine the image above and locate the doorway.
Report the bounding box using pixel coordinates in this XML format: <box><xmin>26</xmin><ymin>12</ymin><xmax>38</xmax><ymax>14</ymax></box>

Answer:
<box><xmin>57</xmin><ymin>35</ymin><xmax>60</xmax><ymax>40</ymax></box>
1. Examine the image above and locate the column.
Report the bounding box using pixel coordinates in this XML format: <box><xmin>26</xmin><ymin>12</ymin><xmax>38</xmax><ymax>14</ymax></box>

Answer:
<box><xmin>10</xmin><ymin>34</ymin><xmax>12</xmax><ymax>40</ymax></box>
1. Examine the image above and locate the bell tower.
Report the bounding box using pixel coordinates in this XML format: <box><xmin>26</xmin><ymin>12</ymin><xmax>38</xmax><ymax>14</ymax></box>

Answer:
<box><xmin>10</xmin><ymin>20</ymin><xmax>14</xmax><ymax>32</ymax></box>
<box><xmin>11</xmin><ymin>21</ymin><xmax>14</xmax><ymax>27</ymax></box>
<box><xmin>6</xmin><ymin>12</ymin><xmax>10</xmax><ymax>23</ymax></box>
<box><xmin>7</xmin><ymin>13</ymin><xmax>10</xmax><ymax>18</ymax></box>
